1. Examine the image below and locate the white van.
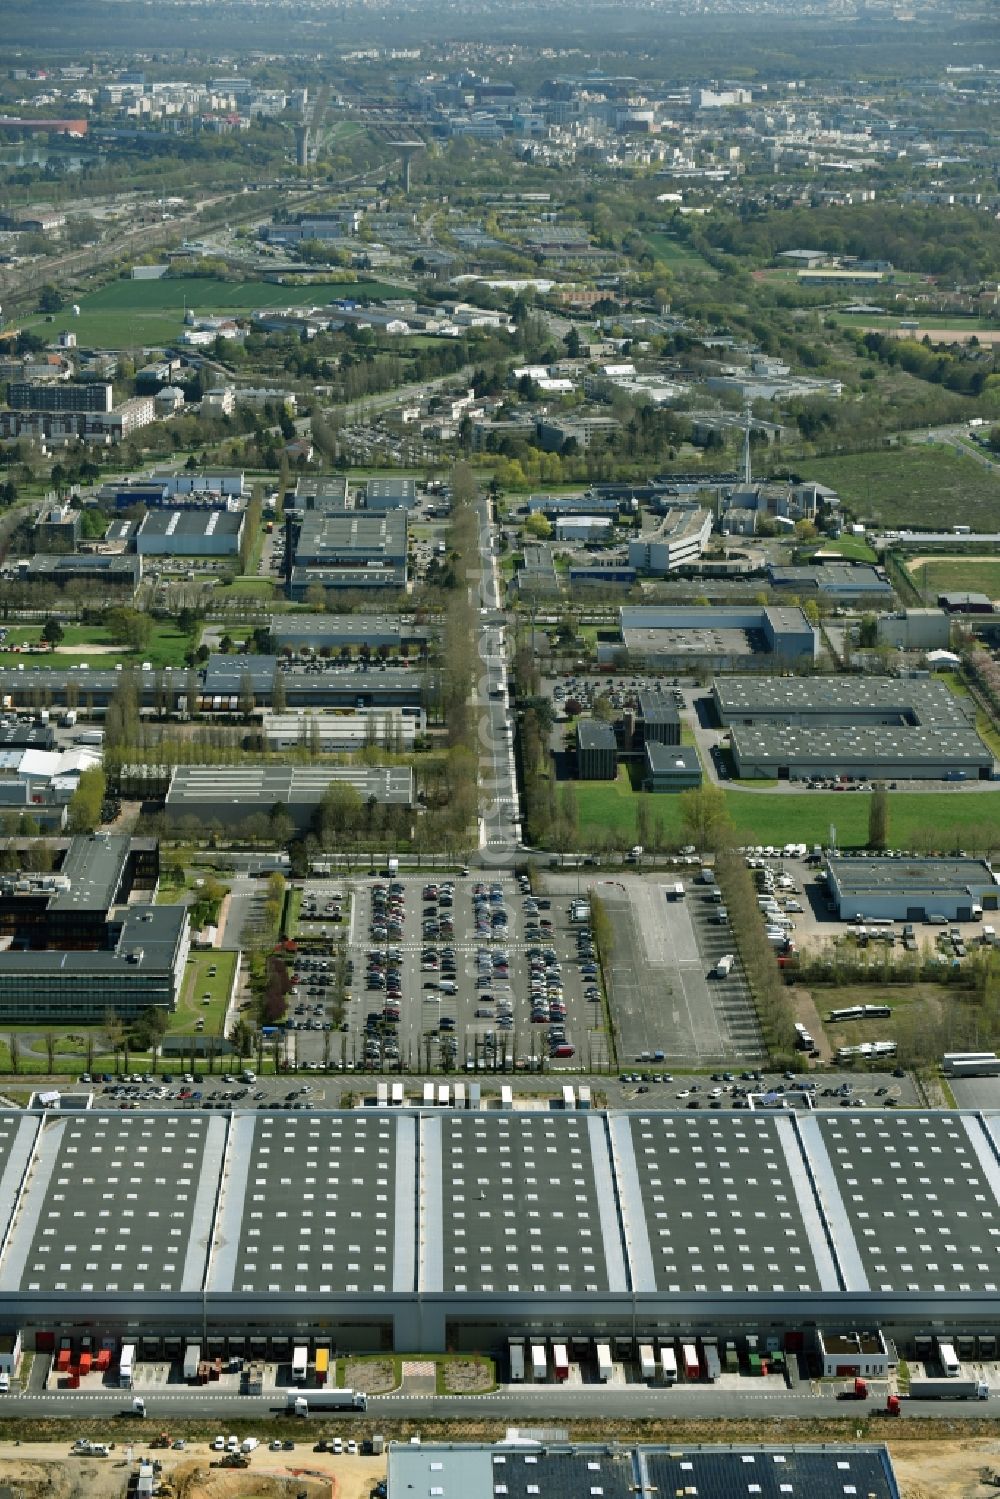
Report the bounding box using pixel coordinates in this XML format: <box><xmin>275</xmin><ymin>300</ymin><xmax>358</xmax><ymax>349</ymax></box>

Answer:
<box><xmin>438</xmin><ymin>980</ymin><xmax>457</xmax><ymax>993</ymax></box>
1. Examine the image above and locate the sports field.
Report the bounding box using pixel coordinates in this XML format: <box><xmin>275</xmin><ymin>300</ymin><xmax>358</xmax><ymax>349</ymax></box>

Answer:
<box><xmin>798</xmin><ymin>444</ymin><xmax>1000</xmax><ymax>532</ymax></box>
<box><xmin>26</xmin><ymin>274</ymin><xmax>410</xmax><ymax>350</ymax></box>
<box><xmin>907</xmin><ymin>555</ymin><xmax>1000</xmax><ymax>604</ymax></box>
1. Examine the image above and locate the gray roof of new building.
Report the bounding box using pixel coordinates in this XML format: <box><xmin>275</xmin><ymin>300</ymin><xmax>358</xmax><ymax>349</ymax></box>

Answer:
<box><xmin>203</xmin><ymin>655</ymin><xmax>278</xmax><ymax>694</ymax></box>
<box><xmin>714</xmin><ymin>675</ymin><xmax>976</xmax><ymax>727</ymax></box>
<box><xmin>295</xmin><ymin>509</ymin><xmax>407</xmax><ymax>563</ymax></box>
<box><xmin>638</xmin><ymin>692</ymin><xmax>680</xmax><ymax>726</ymax></box>
<box><xmin>640</xmin><ymin>1447</ymin><xmax>898</xmax><ymax>1499</ymax></box>
<box><xmin>289</xmin><ymin>564</ymin><xmax>407</xmax><ymax>590</ymax></box>
<box><xmin>202</xmin><ymin>657</ymin><xmax>422</xmax><ymax>701</ymax></box>
<box><xmin>434</xmin><ymin>1112</ymin><xmax>622</xmax><ymax>1295</ymax></box>
<box><xmin>941</xmin><ymin>592</ymin><xmax>992</xmax><ymax>611</ymax></box>
<box><xmin>644</xmin><ymin>743</ymin><xmax>701</xmax><ymax>775</ymax></box>
<box><xmin>165</xmin><ymin>764</ymin><xmax>414</xmax><ymax>813</ymax></box>
<box><xmin>621</xmin><ymin>1112</ymin><xmax>836</xmax><ymax>1295</ymax></box>
<box><xmin>768</xmin><ymin>562</ymin><xmax>892</xmax><ymax>595</ymax></box>
<box><xmin>365</xmin><ymin>477</ymin><xmax>416</xmax><ymax>505</ymax></box>
<box><xmin>576</xmin><ymin>719</ymin><xmax>617</xmax><ymax>752</ymax></box>
<box><xmin>136</xmin><ymin>508</ymin><xmax>243</xmax><ymax>541</ymax></box>
<box><xmin>731</xmin><ymin>722</ymin><xmax>992</xmax><ymax>768</ymax></box>
<box><xmin>21</xmin><ymin>554</ymin><xmax>141</xmax><ymax>581</ymax></box>
<box><xmin>827</xmin><ymin>855</ymin><xmax>999</xmax><ymax>902</ymax></box>
<box><xmin>269</xmin><ymin>614</ymin><xmax>432</xmax><ymax>646</ymax></box>
<box><xmin>4</xmin><ymin>1112</ymin><xmax>221</xmax><ymax>1296</ymax></box>
<box><xmin>0</xmin><ymin>1106</ymin><xmax>994</xmax><ymax>1325</ymax></box>
<box><xmin>0</xmin><ymin>905</ymin><xmax>188</xmax><ymax>978</ymax></box>
<box><xmin>387</xmin><ymin>1445</ymin><xmax>899</xmax><ymax>1499</ymax></box>
<box><xmin>48</xmin><ymin>833</ymin><xmax>130</xmax><ymax>913</ymax></box>
<box><xmin>810</xmin><ymin>1111</ymin><xmax>1000</xmax><ymax>1294</ymax></box>
<box><xmin>219</xmin><ymin>1113</ymin><xmax>402</xmax><ymax>1297</ymax></box>
<box><xmin>489</xmin><ymin>1449</ymin><xmax>636</xmax><ymax>1499</ymax></box>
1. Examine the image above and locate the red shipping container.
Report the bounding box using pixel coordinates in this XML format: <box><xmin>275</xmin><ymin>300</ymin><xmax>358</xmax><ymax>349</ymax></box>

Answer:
<box><xmin>78</xmin><ymin>1353</ymin><xmax>92</xmax><ymax>1375</ymax></box>
<box><xmin>67</xmin><ymin>1374</ymin><xmax>80</xmax><ymax>1389</ymax></box>
<box><xmin>56</xmin><ymin>1350</ymin><xmax>71</xmax><ymax>1371</ymax></box>
<box><xmin>96</xmin><ymin>1349</ymin><xmax>111</xmax><ymax>1370</ymax></box>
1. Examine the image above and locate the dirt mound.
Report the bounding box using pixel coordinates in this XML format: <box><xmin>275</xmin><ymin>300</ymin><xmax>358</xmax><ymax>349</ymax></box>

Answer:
<box><xmin>173</xmin><ymin>1460</ymin><xmax>330</xmax><ymax>1499</ymax></box>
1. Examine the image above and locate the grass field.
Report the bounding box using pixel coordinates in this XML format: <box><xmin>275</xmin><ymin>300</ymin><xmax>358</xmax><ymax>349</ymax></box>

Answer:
<box><xmin>907</xmin><ymin>556</ymin><xmax>1000</xmax><ymax>604</ymax></box>
<box><xmin>798</xmin><ymin>444</ymin><xmax>1000</xmax><ymax>532</ymax></box>
<box><xmin>168</xmin><ymin>949</ymin><xmax>236</xmax><ymax>1037</ymax></box>
<box><xmin>0</xmin><ymin>622</ymin><xmax>191</xmax><ymax>670</ymax></box>
<box><xmin>644</xmin><ymin>232</ymin><xmax>715</xmax><ymax>274</ymax></box>
<box><xmin>25</xmin><ymin>273</ymin><xmax>410</xmax><ymax>350</ymax></box>
<box><xmin>818</xmin><ymin>536</ymin><xmax>878</xmax><ymax>563</ymax></box>
<box><xmin>831</xmin><ymin>311</ymin><xmax>998</xmax><ymax>333</ymax></box>
<box><xmin>576</xmin><ymin>771</ymin><xmax>1000</xmax><ymax>852</ymax></box>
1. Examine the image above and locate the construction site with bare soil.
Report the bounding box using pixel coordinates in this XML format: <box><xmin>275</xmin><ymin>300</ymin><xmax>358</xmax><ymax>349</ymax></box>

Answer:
<box><xmin>3</xmin><ymin>1427</ymin><xmax>1000</xmax><ymax>1499</ymax></box>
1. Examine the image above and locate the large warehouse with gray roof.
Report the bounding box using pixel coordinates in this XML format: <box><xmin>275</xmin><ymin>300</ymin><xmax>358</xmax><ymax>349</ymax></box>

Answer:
<box><xmin>0</xmin><ymin>1106</ymin><xmax>999</xmax><ymax>1359</ymax></box>
<box><xmin>387</xmin><ymin>1443</ymin><xmax>902</xmax><ymax>1499</ymax></box>
<box><xmin>714</xmin><ymin>675</ymin><xmax>993</xmax><ymax>780</ymax></box>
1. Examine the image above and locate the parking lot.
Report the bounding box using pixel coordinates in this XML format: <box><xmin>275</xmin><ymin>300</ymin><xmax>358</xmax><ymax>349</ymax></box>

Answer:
<box><xmin>294</xmin><ymin>874</ymin><xmax>614</xmax><ymax>1073</ymax></box>
<box><xmin>598</xmin><ymin>875</ymin><xmax>764</xmax><ymax>1066</ymax></box>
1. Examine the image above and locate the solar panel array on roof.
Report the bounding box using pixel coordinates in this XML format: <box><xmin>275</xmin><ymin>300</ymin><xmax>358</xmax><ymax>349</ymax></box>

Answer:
<box><xmin>813</xmin><ymin>1112</ymin><xmax>1000</xmax><ymax>1295</ymax></box>
<box><xmin>624</xmin><ymin>1114</ymin><xmax>826</xmax><ymax>1295</ymax></box>
<box><xmin>436</xmin><ymin>1114</ymin><xmax>612</xmax><ymax>1295</ymax></box>
<box><xmin>641</xmin><ymin>1446</ymin><xmax>897</xmax><ymax>1499</ymax></box>
<box><xmin>17</xmin><ymin>1114</ymin><xmax>217</xmax><ymax>1295</ymax></box>
<box><xmin>491</xmin><ymin>1449</ymin><xmax>636</xmax><ymax>1499</ymax></box>
<box><xmin>231</xmin><ymin>1114</ymin><xmax>399</xmax><ymax>1296</ymax></box>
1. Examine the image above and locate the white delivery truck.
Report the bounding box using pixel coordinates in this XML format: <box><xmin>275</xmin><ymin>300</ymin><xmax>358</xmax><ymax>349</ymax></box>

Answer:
<box><xmin>659</xmin><ymin>1346</ymin><xmax>678</xmax><ymax>1385</ymax></box>
<box><xmin>531</xmin><ymin>1344</ymin><xmax>547</xmax><ymax>1381</ymax></box>
<box><xmin>509</xmin><ymin>1342</ymin><xmax>525</xmax><ymax>1382</ymax></box>
<box><xmin>712</xmin><ymin>954</ymin><xmax>734</xmax><ymax>979</ymax></box>
<box><xmin>596</xmin><ymin>1343</ymin><xmax>613</xmax><ymax>1382</ymax></box>
<box><xmin>639</xmin><ymin>1345</ymin><xmax>656</xmax><ymax>1382</ymax></box>
<box><xmin>286</xmin><ymin>1389</ymin><xmax>367</xmax><ymax>1414</ymax></box>
<box><xmin>292</xmin><ymin>1346</ymin><xmax>309</xmax><ymax>1384</ymax></box>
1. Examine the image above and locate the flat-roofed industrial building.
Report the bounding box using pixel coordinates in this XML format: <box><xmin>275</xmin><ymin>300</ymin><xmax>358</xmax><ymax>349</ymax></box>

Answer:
<box><xmin>164</xmin><ymin>763</ymin><xmax>414</xmax><ymax>831</ymax></box>
<box><xmin>713</xmin><ymin>675</ymin><xmax>976</xmax><ymax>730</ymax></box>
<box><xmin>715</xmin><ymin>674</ymin><xmax>993</xmax><ymax>780</ymax></box>
<box><xmin>268</xmin><ymin>613</ymin><xmax>432</xmax><ymax>655</ymax></box>
<box><xmin>825</xmin><ymin>855</ymin><xmax>1000</xmax><ymax>921</ymax></box>
<box><xmin>260</xmin><ymin>707</ymin><xmax>423</xmax><ymax>751</ymax></box>
<box><xmin>387</xmin><ymin>1444</ymin><xmax>901</xmax><ymax>1499</ymax></box>
<box><xmin>134</xmin><ymin>508</ymin><xmax>245</xmax><ymax>557</ymax></box>
<box><xmin>730</xmin><ymin>721</ymin><xmax>993</xmax><ymax>781</ymax></box>
<box><xmin>0</xmin><ymin>1107</ymin><xmax>999</xmax><ymax>1360</ymax></box>
<box><xmin>610</xmin><ymin>605</ymin><xmax>817</xmax><ymax>669</ymax></box>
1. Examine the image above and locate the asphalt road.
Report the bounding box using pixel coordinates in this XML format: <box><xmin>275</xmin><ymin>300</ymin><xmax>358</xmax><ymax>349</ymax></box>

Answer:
<box><xmin>3</xmin><ymin>1387</ymin><xmax>993</xmax><ymax>1422</ymax></box>
<box><xmin>476</xmin><ymin>494</ymin><xmax>521</xmax><ymax>862</ymax></box>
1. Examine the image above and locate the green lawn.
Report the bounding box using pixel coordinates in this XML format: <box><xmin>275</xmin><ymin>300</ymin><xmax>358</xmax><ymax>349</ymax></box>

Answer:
<box><xmin>831</xmin><ymin>311</ymin><xmax>999</xmax><ymax>333</ymax></box>
<box><xmin>798</xmin><ymin>445</ymin><xmax>1000</xmax><ymax>532</ymax></box>
<box><xmin>218</xmin><ymin>577</ymin><xmax>278</xmax><ymax>598</ymax></box>
<box><xmin>168</xmin><ymin>950</ymin><xmax>236</xmax><ymax>1038</ymax></box>
<box><xmin>26</xmin><ymin>273</ymin><xmax>412</xmax><ymax>350</ymax></box>
<box><xmin>644</xmin><ymin>231</ymin><xmax>716</xmax><ymax>273</ymax></box>
<box><xmin>576</xmin><ymin>771</ymin><xmax>1000</xmax><ymax>852</ymax></box>
<box><xmin>818</xmin><ymin>536</ymin><xmax>878</xmax><ymax>563</ymax></box>
<box><xmin>0</xmin><ymin>622</ymin><xmax>192</xmax><ymax>670</ymax></box>
<box><xmin>907</xmin><ymin>556</ymin><xmax>1000</xmax><ymax>604</ymax></box>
